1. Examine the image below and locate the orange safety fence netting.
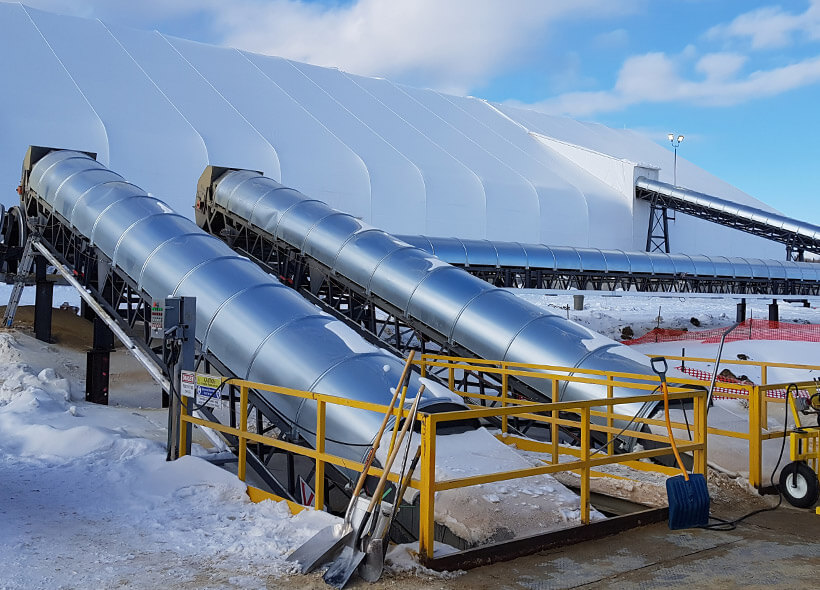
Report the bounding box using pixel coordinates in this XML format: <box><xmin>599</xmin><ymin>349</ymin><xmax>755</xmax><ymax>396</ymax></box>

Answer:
<box><xmin>674</xmin><ymin>366</ymin><xmax>810</xmax><ymax>400</ymax></box>
<box><xmin>624</xmin><ymin>318</ymin><xmax>820</xmax><ymax>346</ymax></box>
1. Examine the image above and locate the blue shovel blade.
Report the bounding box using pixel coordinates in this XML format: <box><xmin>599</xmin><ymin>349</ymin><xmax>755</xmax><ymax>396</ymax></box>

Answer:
<box><xmin>666</xmin><ymin>473</ymin><xmax>710</xmax><ymax>530</ymax></box>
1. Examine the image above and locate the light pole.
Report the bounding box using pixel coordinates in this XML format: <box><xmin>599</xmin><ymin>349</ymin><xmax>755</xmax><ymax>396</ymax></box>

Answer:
<box><xmin>668</xmin><ymin>133</ymin><xmax>684</xmax><ymax>186</ymax></box>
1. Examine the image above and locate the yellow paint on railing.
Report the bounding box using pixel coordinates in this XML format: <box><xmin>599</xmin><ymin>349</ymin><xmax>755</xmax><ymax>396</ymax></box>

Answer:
<box><xmin>247</xmin><ymin>486</ymin><xmax>305</xmax><ymax>513</ymax></box>
<box><xmin>176</xmin><ymin>352</ymin><xmax>820</xmax><ymax>562</ymax></box>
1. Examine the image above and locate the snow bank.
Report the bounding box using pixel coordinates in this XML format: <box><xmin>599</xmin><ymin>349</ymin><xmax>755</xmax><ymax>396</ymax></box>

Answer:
<box><xmin>0</xmin><ymin>332</ymin><xmax>339</xmax><ymax>589</ymax></box>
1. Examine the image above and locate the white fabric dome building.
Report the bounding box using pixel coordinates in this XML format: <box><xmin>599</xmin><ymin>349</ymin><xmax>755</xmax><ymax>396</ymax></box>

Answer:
<box><xmin>0</xmin><ymin>2</ymin><xmax>783</xmax><ymax>258</ymax></box>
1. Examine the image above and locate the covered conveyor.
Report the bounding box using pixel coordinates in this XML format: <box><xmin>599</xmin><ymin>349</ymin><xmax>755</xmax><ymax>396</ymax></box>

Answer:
<box><xmin>12</xmin><ymin>147</ymin><xmax>689</xmax><ymax>555</ymax></box>
<box><xmin>15</xmin><ymin>147</ymin><xmax>470</xmax><ymax>502</ymax></box>
<box><xmin>396</xmin><ymin>235</ymin><xmax>820</xmax><ymax>295</ymax></box>
<box><xmin>195</xmin><ymin>167</ymin><xmax>678</xmax><ymax>442</ymax></box>
<box><xmin>635</xmin><ymin>177</ymin><xmax>820</xmax><ymax>261</ymax></box>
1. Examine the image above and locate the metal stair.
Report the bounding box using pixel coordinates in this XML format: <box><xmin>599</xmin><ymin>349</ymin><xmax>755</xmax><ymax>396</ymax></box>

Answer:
<box><xmin>3</xmin><ymin>236</ymin><xmax>37</xmax><ymax>327</ymax></box>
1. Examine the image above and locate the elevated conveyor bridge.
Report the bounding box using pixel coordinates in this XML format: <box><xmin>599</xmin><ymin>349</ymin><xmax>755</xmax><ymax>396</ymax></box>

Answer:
<box><xmin>396</xmin><ymin>236</ymin><xmax>820</xmax><ymax>296</ymax></box>
<box><xmin>635</xmin><ymin>177</ymin><xmax>820</xmax><ymax>261</ymax></box>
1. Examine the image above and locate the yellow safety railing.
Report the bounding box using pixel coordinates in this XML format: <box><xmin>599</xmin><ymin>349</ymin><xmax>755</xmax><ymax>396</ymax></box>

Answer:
<box><xmin>177</xmin><ymin>359</ymin><xmax>709</xmax><ymax>562</ymax></box>
<box><xmin>179</xmin><ymin>379</ymin><xmax>416</xmax><ymax>512</ymax></box>
<box><xmin>411</xmin><ymin>389</ymin><xmax>706</xmax><ymax>560</ymax></box>
<box><xmin>658</xmin><ymin>354</ymin><xmax>820</xmax><ymax>388</ymax></box>
<box><xmin>415</xmin><ymin>353</ymin><xmax>819</xmax><ymax>489</ymax></box>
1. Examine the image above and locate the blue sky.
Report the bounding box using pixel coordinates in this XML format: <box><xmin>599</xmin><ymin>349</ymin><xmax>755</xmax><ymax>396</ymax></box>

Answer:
<box><xmin>24</xmin><ymin>0</ymin><xmax>820</xmax><ymax>224</ymax></box>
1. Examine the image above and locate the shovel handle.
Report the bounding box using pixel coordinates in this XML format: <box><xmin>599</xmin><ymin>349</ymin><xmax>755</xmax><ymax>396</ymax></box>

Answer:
<box><xmin>395</xmin><ymin>446</ymin><xmax>422</xmax><ymax>507</ymax></box>
<box><xmin>651</xmin><ymin>356</ymin><xmax>689</xmax><ymax>480</ymax></box>
<box><xmin>358</xmin><ymin>389</ymin><xmax>423</xmax><ymax>547</ymax></box>
<box><xmin>360</xmin><ymin>385</ymin><xmax>424</xmax><ymax>525</ymax></box>
<box><xmin>387</xmin><ymin>361</ymin><xmax>416</xmax><ymax>458</ymax></box>
<box><xmin>650</xmin><ymin>356</ymin><xmax>668</xmax><ymax>381</ymax></box>
<box><xmin>345</xmin><ymin>351</ymin><xmax>415</xmax><ymax>522</ymax></box>
<box><xmin>660</xmin><ymin>375</ymin><xmax>690</xmax><ymax>481</ymax></box>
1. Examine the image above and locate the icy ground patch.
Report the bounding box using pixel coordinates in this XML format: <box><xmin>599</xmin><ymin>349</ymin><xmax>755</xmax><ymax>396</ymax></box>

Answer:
<box><xmin>0</xmin><ymin>332</ymin><xmax>338</xmax><ymax>589</ymax></box>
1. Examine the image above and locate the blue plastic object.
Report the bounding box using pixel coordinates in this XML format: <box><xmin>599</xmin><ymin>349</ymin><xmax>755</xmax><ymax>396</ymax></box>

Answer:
<box><xmin>666</xmin><ymin>473</ymin><xmax>710</xmax><ymax>529</ymax></box>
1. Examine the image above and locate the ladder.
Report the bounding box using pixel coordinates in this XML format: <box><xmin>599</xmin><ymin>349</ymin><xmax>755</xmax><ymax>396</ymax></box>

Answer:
<box><xmin>3</xmin><ymin>236</ymin><xmax>37</xmax><ymax>328</ymax></box>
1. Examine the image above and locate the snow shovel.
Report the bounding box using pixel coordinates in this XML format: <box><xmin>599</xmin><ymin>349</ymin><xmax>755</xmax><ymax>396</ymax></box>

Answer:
<box><xmin>358</xmin><ymin>444</ymin><xmax>422</xmax><ymax>583</ymax></box>
<box><xmin>286</xmin><ymin>351</ymin><xmax>416</xmax><ymax>573</ymax></box>
<box><xmin>323</xmin><ymin>385</ymin><xmax>424</xmax><ymax>589</ymax></box>
<box><xmin>650</xmin><ymin>357</ymin><xmax>710</xmax><ymax>529</ymax></box>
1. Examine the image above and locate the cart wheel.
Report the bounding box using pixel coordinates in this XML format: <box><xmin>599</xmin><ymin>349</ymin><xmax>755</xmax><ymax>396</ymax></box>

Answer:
<box><xmin>779</xmin><ymin>462</ymin><xmax>820</xmax><ymax>508</ymax></box>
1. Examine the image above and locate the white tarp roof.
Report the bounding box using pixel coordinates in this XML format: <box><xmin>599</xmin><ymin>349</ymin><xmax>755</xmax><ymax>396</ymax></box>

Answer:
<box><xmin>0</xmin><ymin>2</ymin><xmax>781</xmax><ymax>256</ymax></box>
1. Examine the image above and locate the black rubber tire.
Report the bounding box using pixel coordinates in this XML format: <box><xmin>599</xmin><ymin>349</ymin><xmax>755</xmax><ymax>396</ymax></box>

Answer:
<box><xmin>779</xmin><ymin>461</ymin><xmax>820</xmax><ymax>508</ymax></box>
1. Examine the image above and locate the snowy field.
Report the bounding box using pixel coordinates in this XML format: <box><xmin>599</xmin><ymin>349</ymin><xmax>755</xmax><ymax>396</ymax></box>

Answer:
<box><xmin>2</xmin><ymin>287</ymin><xmax>820</xmax><ymax>589</ymax></box>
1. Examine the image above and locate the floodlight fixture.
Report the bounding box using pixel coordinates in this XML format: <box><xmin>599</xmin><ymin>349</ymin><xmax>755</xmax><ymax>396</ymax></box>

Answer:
<box><xmin>668</xmin><ymin>132</ymin><xmax>684</xmax><ymax>186</ymax></box>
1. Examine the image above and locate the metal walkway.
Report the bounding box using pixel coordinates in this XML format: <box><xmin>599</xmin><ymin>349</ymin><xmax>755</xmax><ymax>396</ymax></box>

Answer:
<box><xmin>635</xmin><ymin>177</ymin><xmax>820</xmax><ymax>261</ymax></box>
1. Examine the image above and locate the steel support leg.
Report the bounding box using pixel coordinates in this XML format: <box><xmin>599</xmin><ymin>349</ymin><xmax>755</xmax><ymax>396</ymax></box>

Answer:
<box><xmin>769</xmin><ymin>299</ymin><xmax>779</xmax><ymax>322</ymax></box>
<box><xmin>33</xmin><ymin>255</ymin><xmax>53</xmax><ymax>343</ymax></box>
<box><xmin>86</xmin><ymin>316</ymin><xmax>114</xmax><ymax>405</ymax></box>
<box><xmin>165</xmin><ymin>296</ymin><xmax>196</xmax><ymax>461</ymax></box>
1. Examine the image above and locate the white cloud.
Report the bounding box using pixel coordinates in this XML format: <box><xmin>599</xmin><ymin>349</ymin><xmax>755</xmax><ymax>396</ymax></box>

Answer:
<box><xmin>706</xmin><ymin>0</ymin><xmax>820</xmax><ymax>49</ymax></box>
<box><xmin>592</xmin><ymin>28</ymin><xmax>629</xmax><ymax>49</ymax></box>
<box><xmin>18</xmin><ymin>0</ymin><xmax>640</xmax><ymax>94</ymax></box>
<box><xmin>208</xmin><ymin>0</ymin><xmax>638</xmax><ymax>93</ymax></box>
<box><xmin>695</xmin><ymin>53</ymin><xmax>748</xmax><ymax>80</ymax></box>
<box><xmin>523</xmin><ymin>51</ymin><xmax>820</xmax><ymax>117</ymax></box>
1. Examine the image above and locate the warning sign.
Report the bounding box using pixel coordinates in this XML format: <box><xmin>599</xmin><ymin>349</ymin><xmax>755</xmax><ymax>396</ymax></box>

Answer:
<box><xmin>194</xmin><ymin>373</ymin><xmax>224</xmax><ymax>409</ymax></box>
<box><xmin>299</xmin><ymin>476</ymin><xmax>315</xmax><ymax>507</ymax></box>
<box><xmin>180</xmin><ymin>371</ymin><xmax>224</xmax><ymax>408</ymax></box>
<box><xmin>181</xmin><ymin>370</ymin><xmax>195</xmax><ymax>398</ymax></box>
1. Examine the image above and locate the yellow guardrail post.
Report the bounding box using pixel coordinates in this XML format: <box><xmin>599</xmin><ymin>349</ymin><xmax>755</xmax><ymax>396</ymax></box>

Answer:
<box><xmin>179</xmin><ymin>392</ymin><xmax>189</xmax><ymax>457</ymax></box>
<box><xmin>580</xmin><ymin>405</ymin><xmax>591</xmax><ymax>524</ymax></box>
<box><xmin>693</xmin><ymin>390</ymin><xmax>707</xmax><ymax>475</ymax></box>
<box><xmin>315</xmin><ymin>399</ymin><xmax>326</xmax><ymax>510</ymax></box>
<box><xmin>606</xmin><ymin>374</ymin><xmax>614</xmax><ymax>455</ymax></box>
<box><xmin>761</xmin><ymin>364</ymin><xmax>768</xmax><ymax>386</ymax></box>
<box><xmin>501</xmin><ymin>363</ymin><xmax>509</xmax><ymax>434</ymax></box>
<box><xmin>448</xmin><ymin>361</ymin><xmax>455</xmax><ymax>391</ymax></box>
<box><xmin>238</xmin><ymin>385</ymin><xmax>248</xmax><ymax>482</ymax></box>
<box><xmin>419</xmin><ymin>413</ymin><xmax>436</xmax><ymax>562</ymax></box>
<box><xmin>748</xmin><ymin>385</ymin><xmax>762</xmax><ymax>487</ymax></box>
<box><xmin>551</xmin><ymin>379</ymin><xmax>559</xmax><ymax>464</ymax></box>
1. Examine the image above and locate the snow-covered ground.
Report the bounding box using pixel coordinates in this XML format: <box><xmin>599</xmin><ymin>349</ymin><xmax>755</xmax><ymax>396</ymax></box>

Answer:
<box><xmin>2</xmin><ymin>288</ymin><xmax>819</xmax><ymax>589</ymax></box>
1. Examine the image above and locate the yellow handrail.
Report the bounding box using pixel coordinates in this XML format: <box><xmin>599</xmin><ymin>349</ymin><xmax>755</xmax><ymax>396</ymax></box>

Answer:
<box><xmin>177</xmin><ymin>353</ymin><xmax>819</xmax><ymax>562</ymax></box>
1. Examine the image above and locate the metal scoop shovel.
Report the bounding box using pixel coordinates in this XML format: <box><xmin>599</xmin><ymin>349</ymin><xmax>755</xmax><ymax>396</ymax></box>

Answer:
<box><xmin>323</xmin><ymin>386</ymin><xmax>424</xmax><ymax>588</ymax></box>
<box><xmin>358</xmin><ymin>444</ymin><xmax>422</xmax><ymax>583</ymax></box>
<box><xmin>286</xmin><ymin>352</ymin><xmax>416</xmax><ymax>573</ymax></box>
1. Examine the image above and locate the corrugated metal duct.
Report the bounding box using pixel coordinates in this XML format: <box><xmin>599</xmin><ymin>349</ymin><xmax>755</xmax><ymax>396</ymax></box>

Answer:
<box><xmin>27</xmin><ymin>150</ymin><xmax>467</xmax><ymax>466</ymax></box>
<box><xmin>397</xmin><ymin>236</ymin><xmax>820</xmax><ymax>282</ymax></box>
<box><xmin>208</xmin><ymin>169</ymin><xmax>678</xmax><ymax>437</ymax></box>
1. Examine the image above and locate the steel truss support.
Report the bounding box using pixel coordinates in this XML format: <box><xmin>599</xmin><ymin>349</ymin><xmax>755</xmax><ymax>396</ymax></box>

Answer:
<box><xmin>645</xmin><ymin>197</ymin><xmax>671</xmax><ymax>254</ymax></box>
<box><xmin>786</xmin><ymin>244</ymin><xmax>805</xmax><ymax>262</ymax></box>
